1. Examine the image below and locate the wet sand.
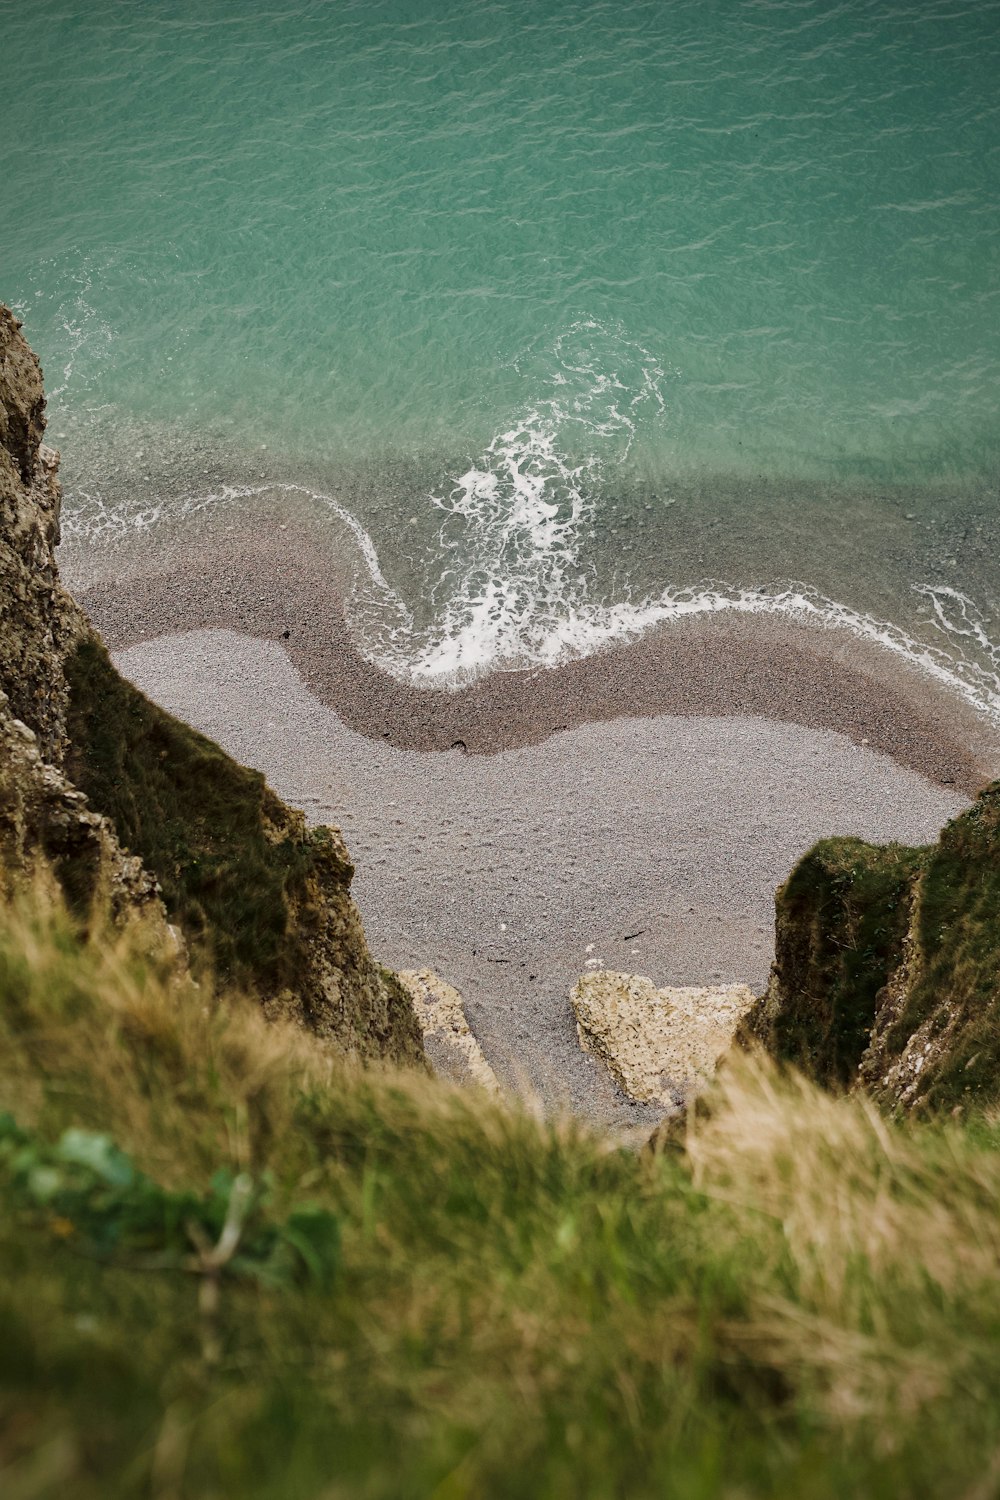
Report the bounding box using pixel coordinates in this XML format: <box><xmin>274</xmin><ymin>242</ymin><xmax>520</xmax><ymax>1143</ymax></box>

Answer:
<box><xmin>72</xmin><ymin>513</ymin><xmax>1000</xmax><ymax>796</ymax></box>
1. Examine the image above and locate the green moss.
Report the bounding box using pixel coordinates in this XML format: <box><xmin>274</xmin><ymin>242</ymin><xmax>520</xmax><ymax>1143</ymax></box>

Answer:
<box><xmin>63</xmin><ymin>635</ymin><xmax>327</xmax><ymax>993</ymax></box>
<box><xmin>887</xmin><ymin>786</ymin><xmax>1000</xmax><ymax>1111</ymax></box>
<box><xmin>763</xmin><ymin>838</ymin><xmax>926</xmax><ymax>1087</ymax></box>
<box><xmin>751</xmin><ymin>784</ymin><xmax>1000</xmax><ymax>1114</ymax></box>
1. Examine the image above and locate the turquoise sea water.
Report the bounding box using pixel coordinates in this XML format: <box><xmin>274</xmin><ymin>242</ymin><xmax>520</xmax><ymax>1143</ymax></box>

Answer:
<box><xmin>2</xmin><ymin>0</ymin><xmax>999</xmax><ymax>698</ymax></box>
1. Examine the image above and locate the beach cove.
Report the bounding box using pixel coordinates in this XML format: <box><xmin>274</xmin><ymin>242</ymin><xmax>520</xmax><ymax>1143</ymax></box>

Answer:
<box><xmin>5</xmin><ymin>0</ymin><xmax>1000</xmax><ymax>1477</ymax></box>
<box><xmin>77</xmin><ymin>514</ymin><xmax>995</xmax><ymax>1119</ymax></box>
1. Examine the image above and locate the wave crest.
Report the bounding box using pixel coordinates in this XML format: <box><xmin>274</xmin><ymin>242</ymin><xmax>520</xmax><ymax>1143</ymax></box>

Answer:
<box><xmin>59</xmin><ymin>318</ymin><xmax>1000</xmax><ymax>723</ymax></box>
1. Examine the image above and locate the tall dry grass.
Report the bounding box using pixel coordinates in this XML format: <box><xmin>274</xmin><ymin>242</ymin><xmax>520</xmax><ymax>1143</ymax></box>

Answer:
<box><xmin>2</xmin><ymin>885</ymin><xmax>1000</xmax><ymax>1497</ymax></box>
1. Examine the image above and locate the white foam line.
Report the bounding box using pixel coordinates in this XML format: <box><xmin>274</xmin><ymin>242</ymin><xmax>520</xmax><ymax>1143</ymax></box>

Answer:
<box><xmin>414</xmin><ymin>321</ymin><xmax>673</xmax><ymax>678</ymax></box>
<box><xmin>64</xmin><ymin>475</ymin><xmax>1000</xmax><ymax>724</ymax></box>
<box><xmin>396</xmin><ymin>579</ymin><xmax>1000</xmax><ymax>722</ymax></box>
<box><xmin>64</xmin><ymin>477</ymin><xmax>420</xmax><ymax>658</ymax></box>
<box><xmin>64</xmin><ymin>479</ymin><xmax>396</xmax><ymax>596</ymax></box>
<box><xmin>58</xmin><ymin>313</ymin><xmax>1000</xmax><ymax>726</ymax></box>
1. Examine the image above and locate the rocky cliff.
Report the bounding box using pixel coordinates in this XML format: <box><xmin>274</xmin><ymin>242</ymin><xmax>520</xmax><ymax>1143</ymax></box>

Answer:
<box><xmin>740</xmin><ymin>789</ymin><xmax>1000</xmax><ymax>1114</ymax></box>
<box><xmin>0</xmin><ymin>306</ymin><xmax>423</xmax><ymax>1065</ymax></box>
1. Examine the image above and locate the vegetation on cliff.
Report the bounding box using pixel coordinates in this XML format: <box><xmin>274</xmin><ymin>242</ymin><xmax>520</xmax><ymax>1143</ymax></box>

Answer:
<box><xmin>0</xmin><ymin>304</ymin><xmax>422</xmax><ymax>1066</ymax></box>
<box><xmin>4</xmin><ymin>886</ymin><xmax>1000</xmax><ymax>1498</ymax></box>
<box><xmin>741</xmin><ymin>783</ymin><xmax>1000</xmax><ymax>1114</ymax></box>
<box><xmin>739</xmin><ymin>839</ymin><xmax>926</xmax><ymax>1086</ymax></box>
<box><xmin>62</xmin><ymin>635</ymin><xmax>423</xmax><ymax>1061</ymax></box>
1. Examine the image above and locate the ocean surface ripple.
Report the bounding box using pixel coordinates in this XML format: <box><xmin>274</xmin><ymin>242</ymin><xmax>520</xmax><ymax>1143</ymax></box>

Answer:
<box><xmin>4</xmin><ymin>0</ymin><xmax>999</xmax><ymax>714</ymax></box>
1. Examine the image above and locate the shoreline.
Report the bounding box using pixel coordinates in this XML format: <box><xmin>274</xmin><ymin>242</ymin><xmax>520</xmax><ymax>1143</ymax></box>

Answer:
<box><xmin>68</xmin><ymin>512</ymin><xmax>1000</xmax><ymax>796</ymax></box>
<box><xmin>64</xmin><ymin>509</ymin><xmax>1000</xmax><ymax>1121</ymax></box>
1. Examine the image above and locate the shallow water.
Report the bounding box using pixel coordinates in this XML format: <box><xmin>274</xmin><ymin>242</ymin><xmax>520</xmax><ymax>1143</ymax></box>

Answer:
<box><xmin>3</xmin><ymin>0</ymin><xmax>999</xmax><ymax>701</ymax></box>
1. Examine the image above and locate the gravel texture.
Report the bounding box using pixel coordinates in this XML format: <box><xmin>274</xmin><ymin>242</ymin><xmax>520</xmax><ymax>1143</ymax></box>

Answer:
<box><xmin>73</xmin><ymin>511</ymin><xmax>999</xmax><ymax>795</ymax></box>
<box><xmin>113</xmin><ymin>627</ymin><xmax>973</xmax><ymax>1125</ymax></box>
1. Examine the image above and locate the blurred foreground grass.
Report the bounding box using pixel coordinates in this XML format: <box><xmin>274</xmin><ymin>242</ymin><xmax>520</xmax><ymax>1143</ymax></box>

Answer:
<box><xmin>2</xmin><ymin>891</ymin><xmax>1000</xmax><ymax>1500</ymax></box>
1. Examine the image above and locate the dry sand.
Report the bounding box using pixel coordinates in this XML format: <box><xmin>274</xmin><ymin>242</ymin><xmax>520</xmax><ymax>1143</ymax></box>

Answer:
<box><xmin>113</xmin><ymin>625</ymin><xmax>974</xmax><ymax>1125</ymax></box>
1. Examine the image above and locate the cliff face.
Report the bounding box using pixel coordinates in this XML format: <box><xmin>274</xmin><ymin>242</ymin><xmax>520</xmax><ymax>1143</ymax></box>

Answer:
<box><xmin>0</xmin><ymin>307</ymin><xmax>77</xmax><ymax>762</ymax></box>
<box><xmin>0</xmin><ymin>307</ymin><xmax>423</xmax><ymax>1065</ymax></box>
<box><xmin>740</xmin><ymin>789</ymin><xmax>1000</xmax><ymax>1114</ymax></box>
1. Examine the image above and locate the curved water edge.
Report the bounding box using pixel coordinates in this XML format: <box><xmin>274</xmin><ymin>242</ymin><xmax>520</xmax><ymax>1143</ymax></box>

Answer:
<box><xmin>61</xmin><ymin>469</ymin><xmax>1000</xmax><ymax>727</ymax></box>
<box><xmin>53</xmin><ymin>310</ymin><xmax>1000</xmax><ymax>723</ymax></box>
<box><xmin>8</xmin><ymin>0</ymin><xmax>999</xmax><ymax>750</ymax></box>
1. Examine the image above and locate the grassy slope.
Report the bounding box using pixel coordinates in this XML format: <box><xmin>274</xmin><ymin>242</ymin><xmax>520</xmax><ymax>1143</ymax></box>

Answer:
<box><xmin>3</xmin><ymin>894</ymin><xmax>1000</xmax><ymax>1498</ymax></box>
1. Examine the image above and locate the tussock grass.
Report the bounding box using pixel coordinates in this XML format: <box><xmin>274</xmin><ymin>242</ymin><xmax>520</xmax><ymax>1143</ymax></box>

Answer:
<box><xmin>2</xmin><ymin>889</ymin><xmax>1000</xmax><ymax>1498</ymax></box>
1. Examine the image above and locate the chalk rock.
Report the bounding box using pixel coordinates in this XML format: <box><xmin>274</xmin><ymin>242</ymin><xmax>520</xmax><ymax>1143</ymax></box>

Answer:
<box><xmin>400</xmin><ymin>969</ymin><xmax>502</xmax><ymax>1096</ymax></box>
<box><xmin>571</xmin><ymin>971</ymin><xmax>755</xmax><ymax>1106</ymax></box>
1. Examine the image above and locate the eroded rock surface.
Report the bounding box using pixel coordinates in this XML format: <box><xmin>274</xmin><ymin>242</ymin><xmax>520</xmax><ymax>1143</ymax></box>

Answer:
<box><xmin>0</xmin><ymin>689</ymin><xmax>171</xmax><ymax>948</ymax></box>
<box><xmin>0</xmin><ymin>309</ymin><xmax>78</xmax><ymax>762</ymax></box>
<box><xmin>400</xmin><ymin>969</ymin><xmax>502</xmax><ymax>1094</ymax></box>
<box><xmin>572</xmin><ymin>971</ymin><xmax>755</xmax><ymax>1107</ymax></box>
<box><xmin>738</xmin><ymin>797</ymin><xmax>1000</xmax><ymax>1114</ymax></box>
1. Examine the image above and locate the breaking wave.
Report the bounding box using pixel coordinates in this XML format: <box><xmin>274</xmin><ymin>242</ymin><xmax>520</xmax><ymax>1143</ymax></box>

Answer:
<box><xmin>408</xmin><ymin>319</ymin><xmax>668</xmax><ymax>676</ymax></box>
<box><xmin>61</xmin><ymin>319</ymin><xmax>1000</xmax><ymax>723</ymax></box>
<box><xmin>64</xmin><ymin>474</ymin><xmax>1000</xmax><ymax>725</ymax></box>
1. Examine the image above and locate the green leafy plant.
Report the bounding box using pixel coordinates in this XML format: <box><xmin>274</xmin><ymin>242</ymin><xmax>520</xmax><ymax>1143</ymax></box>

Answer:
<box><xmin>0</xmin><ymin>1114</ymin><xmax>339</xmax><ymax>1294</ymax></box>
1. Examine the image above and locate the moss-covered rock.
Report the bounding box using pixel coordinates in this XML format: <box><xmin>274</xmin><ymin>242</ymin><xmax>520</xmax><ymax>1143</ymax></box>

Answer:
<box><xmin>741</xmin><ymin>788</ymin><xmax>1000</xmax><ymax>1114</ymax></box>
<box><xmin>0</xmin><ymin>688</ymin><xmax>168</xmax><ymax>941</ymax></box>
<box><xmin>62</xmin><ymin>635</ymin><xmax>424</xmax><ymax>1061</ymax></box>
<box><xmin>739</xmin><ymin>839</ymin><xmax>926</xmax><ymax>1088</ymax></box>
<box><xmin>861</xmin><ymin>785</ymin><xmax>1000</xmax><ymax>1112</ymax></box>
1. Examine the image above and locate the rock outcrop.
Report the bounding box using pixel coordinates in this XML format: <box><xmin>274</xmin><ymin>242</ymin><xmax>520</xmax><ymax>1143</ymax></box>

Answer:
<box><xmin>0</xmin><ymin>687</ymin><xmax>169</xmax><ymax>943</ymax></box>
<box><xmin>0</xmin><ymin>306</ymin><xmax>423</xmax><ymax>1066</ymax></box>
<box><xmin>739</xmin><ymin>794</ymin><xmax>1000</xmax><ymax>1114</ymax></box>
<box><xmin>400</xmin><ymin>969</ymin><xmax>502</xmax><ymax>1094</ymax></box>
<box><xmin>572</xmin><ymin>971</ymin><xmax>755</xmax><ymax>1107</ymax></box>
<box><xmin>0</xmin><ymin>308</ymin><xmax>77</xmax><ymax>762</ymax></box>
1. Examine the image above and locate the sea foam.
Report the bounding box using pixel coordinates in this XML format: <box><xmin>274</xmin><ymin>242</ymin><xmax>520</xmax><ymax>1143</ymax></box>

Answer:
<box><xmin>60</xmin><ymin>318</ymin><xmax>1000</xmax><ymax>723</ymax></box>
<box><xmin>63</xmin><ymin>477</ymin><xmax>1000</xmax><ymax>726</ymax></box>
